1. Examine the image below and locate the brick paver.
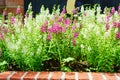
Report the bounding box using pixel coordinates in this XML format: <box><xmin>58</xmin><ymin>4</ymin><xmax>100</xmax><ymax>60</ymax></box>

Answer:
<box><xmin>0</xmin><ymin>71</ymin><xmax>120</xmax><ymax>80</ymax></box>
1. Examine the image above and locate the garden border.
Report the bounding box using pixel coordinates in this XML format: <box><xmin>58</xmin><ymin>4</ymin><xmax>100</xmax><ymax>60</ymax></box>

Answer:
<box><xmin>0</xmin><ymin>71</ymin><xmax>120</xmax><ymax>80</ymax></box>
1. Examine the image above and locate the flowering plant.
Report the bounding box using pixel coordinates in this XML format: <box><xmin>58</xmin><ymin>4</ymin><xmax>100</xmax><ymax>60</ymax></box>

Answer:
<box><xmin>0</xmin><ymin>5</ymin><xmax>120</xmax><ymax>72</ymax></box>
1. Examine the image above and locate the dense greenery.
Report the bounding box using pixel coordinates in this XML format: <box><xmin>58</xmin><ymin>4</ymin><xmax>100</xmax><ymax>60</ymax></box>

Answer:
<box><xmin>0</xmin><ymin>5</ymin><xmax>120</xmax><ymax>72</ymax></box>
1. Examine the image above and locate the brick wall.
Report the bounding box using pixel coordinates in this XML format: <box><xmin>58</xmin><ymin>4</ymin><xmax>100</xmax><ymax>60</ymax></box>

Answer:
<box><xmin>0</xmin><ymin>0</ymin><xmax>5</xmax><ymax>13</ymax></box>
<box><xmin>0</xmin><ymin>0</ymin><xmax>24</xmax><ymax>14</ymax></box>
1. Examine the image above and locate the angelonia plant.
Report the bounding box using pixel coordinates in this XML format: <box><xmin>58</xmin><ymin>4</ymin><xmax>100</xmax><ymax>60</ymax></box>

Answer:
<box><xmin>0</xmin><ymin>4</ymin><xmax>120</xmax><ymax>72</ymax></box>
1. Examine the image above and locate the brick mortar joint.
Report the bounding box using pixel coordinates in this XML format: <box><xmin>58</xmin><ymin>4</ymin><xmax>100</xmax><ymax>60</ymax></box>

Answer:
<box><xmin>0</xmin><ymin>5</ymin><xmax>24</xmax><ymax>8</ymax></box>
<box><xmin>0</xmin><ymin>72</ymin><xmax>120</xmax><ymax>80</ymax></box>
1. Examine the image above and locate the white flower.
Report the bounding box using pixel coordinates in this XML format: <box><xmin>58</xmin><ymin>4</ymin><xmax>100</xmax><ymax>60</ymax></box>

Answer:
<box><xmin>81</xmin><ymin>44</ymin><xmax>84</xmax><ymax>49</ymax></box>
<box><xmin>88</xmin><ymin>46</ymin><xmax>92</xmax><ymax>52</ymax></box>
<box><xmin>76</xmin><ymin>23</ymin><xmax>80</xmax><ymax>28</ymax></box>
<box><xmin>104</xmin><ymin>31</ymin><xmax>111</xmax><ymax>39</ymax></box>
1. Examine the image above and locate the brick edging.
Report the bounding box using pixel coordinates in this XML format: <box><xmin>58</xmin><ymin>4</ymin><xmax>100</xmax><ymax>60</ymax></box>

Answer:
<box><xmin>0</xmin><ymin>71</ymin><xmax>120</xmax><ymax>80</ymax></box>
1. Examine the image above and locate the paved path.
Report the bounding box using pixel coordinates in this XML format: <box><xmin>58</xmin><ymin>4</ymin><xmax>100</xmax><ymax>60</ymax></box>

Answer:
<box><xmin>0</xmin><ymin>71</ymin><xmax>120</xmax><ymax>80</ymax></box>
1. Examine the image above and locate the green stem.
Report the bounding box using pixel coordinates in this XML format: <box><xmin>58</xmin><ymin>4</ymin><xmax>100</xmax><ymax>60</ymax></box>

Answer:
<box><xmin>56</xmin><ymin>39</ymin><xmax>62</xmax><ymax>70</ymax></box>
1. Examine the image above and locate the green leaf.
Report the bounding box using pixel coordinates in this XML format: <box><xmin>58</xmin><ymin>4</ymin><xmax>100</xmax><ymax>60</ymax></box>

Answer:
<box><xmin>62</xmin><ymin>57</ymin><xmax>75</xmax><ymax>63</ymax></box>
<box><xmin>0</xmin><ymin>61</ymin><xmax>7</xmax><ymax>66</ymax></box>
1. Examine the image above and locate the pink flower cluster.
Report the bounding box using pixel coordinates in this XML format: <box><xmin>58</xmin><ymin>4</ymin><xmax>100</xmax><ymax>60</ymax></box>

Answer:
<box><xmin>113</xmin><ymin>22</ymin><xmax>120</xmax><ymax>28</ymax></box>
<box><xmin>48</xmin><ymin>23</ymin><xmax>63</xmax><ymax>33</ymax></box>
<box><xmin>16</xmin><ymin>6</ymin><xmax>21</xmax><ymax>14</ymax></box>
<box><xmin>111</xmin><ymin>7</ymin><xmax>115</xmax><ymax>14</ymax></box>
<box><xmin>10</xmin><ymin>16</ymin><xmax>15</xmax><ymax>24</ymax></box>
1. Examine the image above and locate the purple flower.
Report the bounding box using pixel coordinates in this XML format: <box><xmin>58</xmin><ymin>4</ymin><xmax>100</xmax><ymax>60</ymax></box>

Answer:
<box><xmin>10</xmin><ymin>16</ymin><xmax>15</xmax><ymax>24</ymax></box>
<box><xmin>111</xmin><ymin>7</ymin><xmax>115</xmax><ymax>14</ymax></box>
<box><xmin>16</xmin><ymin>6</ymin><xmax>21</xmax><ymax>14</ymax></box>
<box><xmin>74</xmin><ymin>32</ymin><xmax>79</xmax><ymax>38</ymax></box>
<box><xmin>116</xmin><ymin>32</ymin><xmax>120</xmax><ymax>39</ymax></box>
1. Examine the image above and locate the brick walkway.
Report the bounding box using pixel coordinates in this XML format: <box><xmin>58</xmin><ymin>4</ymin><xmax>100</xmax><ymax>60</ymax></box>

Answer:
<box><xmin>0</xmin><ymin>71</ymin><xmax>120</xmax><ymax>80</ymax></box>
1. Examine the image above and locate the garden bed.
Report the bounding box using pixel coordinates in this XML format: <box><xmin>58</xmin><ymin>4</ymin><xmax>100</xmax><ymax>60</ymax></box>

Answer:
<box><xmin>0</xmin><ymin>5</ymin><xmax>120</xmax><ymax>72</ymax></box>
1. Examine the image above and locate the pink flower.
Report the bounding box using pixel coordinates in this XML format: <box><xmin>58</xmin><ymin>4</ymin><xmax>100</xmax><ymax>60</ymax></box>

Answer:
<box><xmin>118</xmin><ymin>6</ymin><xmax>120</xmax><ymax>11</ymax></box>
<box><xmin>72</xmin><ymin>9</ymin><xmax>76</xmax><ymax>14</ymax></box>
<box><xmin>72</xmin><ymin>39</ymin><xmax>76</xmax><ymax>46</ymax></box>
<box><xmin>16</xmin><ymin>6</ymin><xmax>21</xmax><ymax>14</ymax></box>
<box><xmin>113</xmin><ymin>22</ymin><xmax>118</xmax><ymax>28</ymax></box>
<box><xmin>45</xmin><ymin>20</ymin><xmax>48</xmax><ymax>25</ymax></box>
<box><xmin>106</xmin><ymin>13</ymin><xmax>111</xmax><ymax>22</ymax></box>
<box><xmin>2</xmin><ymin>10</ymin><xmax>6</xmax><ymax>17</ymax></box>
<box><xmin>118</xmin><ymin>22</ymin><xmax>120</xmax><ymax>28</ymax></box>
<box><xmin>58</xmin><ymin>17</ymin><xmax>63</xmax><ymax>22</ymax></box>
<box><xmin>118</xmin><ymin>6</ymin><xmax>120</xmax><ymax>14</ymax></box>
<box><xmin>3</xmin><ymin>28</ymin><xmax>8</xmax><ymax>34</ymax></box>
<box><xmin>41</xmin><ymin>25</ymin><xmax>46</xmax><ymax>33</ymax></box>
<box><xmin>61</xmin><ymin>8</ymin><xmax>66</xmax><ymax>14</ymax></box>
<box><xmin>116</xmin><ymin>32</ymin><xmax>120</xmax><ymax>39</ymax></box>
<box><xmin>10</xmin><ymin>16</ymin><xmax>15</xmax><ymax>24</ymax></box>
<box><xmin>47</xmin><ymin>33</ymin><xmax>52</xmax><ymax>41</ymax></box>
<box><xmin>64</xmin><ymin>19</ymin><xmax>71</xmax><ymax>27</ymax></box>
<box><xmin>84</xmin><ymin>12</ymin><xmax>87</xmax><ymax>16</ymax></box>
<box><xmin>0</xmin><ymin>33</ymin><xmax>4</xmax><ymax>40</ymax></box>
<box><xmin>72</xmin><ymin>26</ymin><xmax>76</xmax><ymax>30</ymax></box>
<box><xmin>111</xmin><ymin>7</ymin><xmax>115</xmax><ymax>14</ymax></box>
<box><xmin>106</xmin><ymin>23</ymin><xmax>110</xmax><ymax>30</ymax></box>
<box><xmin>48</xmin><ymin>23</ymin><xmax>63</xmax><ymax>33</ymax></box>
<box><xmin>74</xmin><ymin>32</ymin><xmax>79</xmax><ymax>38</ymax></box>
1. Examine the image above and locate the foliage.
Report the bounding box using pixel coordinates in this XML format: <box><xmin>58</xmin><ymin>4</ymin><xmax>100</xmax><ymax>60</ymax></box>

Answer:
<box><xmin>0</xmin><ymin>5</ymin><xmax>120</xmax><ymax>72</ymax></box>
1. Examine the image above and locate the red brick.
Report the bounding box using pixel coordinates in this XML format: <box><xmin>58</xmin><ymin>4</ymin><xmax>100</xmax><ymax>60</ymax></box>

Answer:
<box><xmin>0</xmin><ymin>71</ymin><xmax>12</xmax><ymax>80</ymax></box>
<box><xmin>117</xmin><ymin>73</ymin><xmax>120</xmax><ymax>77</ymax></box>
<box><xmin>37</xmin><ymin>72</ymin><xmax>50</xmax><ymax>80</ymax></box>
<box><xmin>23</xmin><ymin>72</ymin><xmax>38</xmax><ymax>80</ymax></box>
<box><xmin>10</xmin><ymin>72</ymin><xmax>25</xmax><ymax>80</ymax></box>
<box><xmin>91</xmin><ymin>72</ymin><xmax>103</xmax><ymax>80</ymax></box>
<box><xmin>6</xmin><ymin>0</ymin><xmax>24</xmax><ymax>6</ymax></box>
<box><xmin>78</xmin><ymin>72</ymin><xmax>89</xmax><ymax>80</ymax></box>
<box><xmin>104</xmin><ymin>73</ymin><xmax>117</xmax><ymax>80</ymax></box>
<box><xmin>65</xmin><ymin>72</ymin><xmax>75</xmax><ymax>80</ymax></box>
<box><xmin>0</xmin><ymin>0</ymin><xmax>5</xmax><ymax>6</ymax></box>
<box><xmin>6</xmin><ymin>7</ymin><xmax>24</xmax><ymax>14</ymax></box>
<box><xmin>0</xmin><ymin>8</ymin><xmax>4</xmax><ymax>13</ymax></box>
<box><xmin>51</xmin><ymin>72</ymin><xmax>62</xmax><ymax>80</ymax></box>
<box><xmin>116</xmin><ymin>73</ymin><xmax>120</xmax><ymax>79</ymax></box>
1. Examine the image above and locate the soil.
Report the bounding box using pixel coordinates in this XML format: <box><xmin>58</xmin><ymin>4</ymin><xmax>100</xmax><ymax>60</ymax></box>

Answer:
<box><xmin>41</xmin><ymin>59</ymin><xmax>88</xmax><ymax>72</ymax></box>
<box><xmin>7</xmin><ymin>59</ymin><xmax>120</xmax><ymax>72</ymax></box>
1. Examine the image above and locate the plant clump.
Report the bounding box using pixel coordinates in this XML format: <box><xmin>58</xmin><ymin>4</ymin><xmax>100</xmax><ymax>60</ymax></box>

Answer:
<box><xmin>0</xmin><ymin>5</ymin><xmax>120</xmax><ymax>72</ymax></box>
